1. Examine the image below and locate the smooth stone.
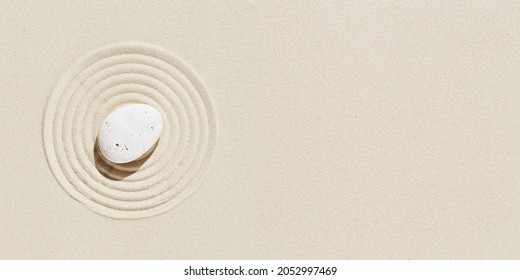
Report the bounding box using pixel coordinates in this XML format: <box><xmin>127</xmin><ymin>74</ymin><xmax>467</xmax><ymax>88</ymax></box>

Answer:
<box><xmin>97</xmin><ymin>103</ymin><xmax>163</xmax><ymax>164</ymax></box>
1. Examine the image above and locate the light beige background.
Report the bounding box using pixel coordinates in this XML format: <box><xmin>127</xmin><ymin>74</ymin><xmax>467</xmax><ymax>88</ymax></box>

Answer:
<box><xmin>1</xmin><ymin>1</ymin><xmax>520</xmax><ymax>259</ymax></box>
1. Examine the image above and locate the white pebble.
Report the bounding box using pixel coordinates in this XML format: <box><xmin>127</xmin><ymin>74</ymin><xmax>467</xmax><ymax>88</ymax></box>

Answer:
<box><xmin>97</xmin><ymin>104</ymin><xmax>163</xmax><ymax>164</ymax></box>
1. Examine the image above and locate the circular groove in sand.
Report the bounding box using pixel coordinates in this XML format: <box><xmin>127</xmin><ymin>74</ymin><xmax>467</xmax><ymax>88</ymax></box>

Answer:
<box><xmin>43</xmin><ymin>43</ymin><xmax>217</xmax><ymax>219</ymax></box>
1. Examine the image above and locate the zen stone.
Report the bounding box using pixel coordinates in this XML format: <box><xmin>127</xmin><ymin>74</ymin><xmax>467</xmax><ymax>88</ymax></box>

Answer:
<box><xmin>97</xmin><ymin>103</ymin><xmax>163</xmax><ymax>164</ymax></box>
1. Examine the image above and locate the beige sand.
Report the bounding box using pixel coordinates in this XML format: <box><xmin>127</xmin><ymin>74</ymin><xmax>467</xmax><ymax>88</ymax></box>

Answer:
<box><xmin>1</xmin><ymin>1</ymin><xmax>520</xmax><ymax>259</ymax></box>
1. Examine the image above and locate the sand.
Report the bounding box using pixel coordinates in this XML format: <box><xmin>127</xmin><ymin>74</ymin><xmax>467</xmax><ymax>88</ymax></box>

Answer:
<box><xmin>1</xmin><ymin>1</ymin><xmax>520</xmax><ymax>259</ymax></box>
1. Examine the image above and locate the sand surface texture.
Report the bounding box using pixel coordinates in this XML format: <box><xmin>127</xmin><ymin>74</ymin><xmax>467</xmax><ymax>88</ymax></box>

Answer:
<box><xmin>1</xmin><ymin>1</ymin><xmax>520</xmax><ymax>259</ymax></box>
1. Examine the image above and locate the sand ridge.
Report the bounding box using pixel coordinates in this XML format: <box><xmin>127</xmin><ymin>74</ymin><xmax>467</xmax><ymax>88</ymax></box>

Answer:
<box><xmin>42</xmin><ymin>43</ymin><xmax>217</xmax><ymax>219</ymax></box>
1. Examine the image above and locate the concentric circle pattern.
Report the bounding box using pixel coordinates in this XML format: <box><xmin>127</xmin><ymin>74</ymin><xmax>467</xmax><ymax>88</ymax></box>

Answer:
<box><xmin>43</xmin><ymin>43</ymin><xmax>217</xmax><ymax>219</ymax></box>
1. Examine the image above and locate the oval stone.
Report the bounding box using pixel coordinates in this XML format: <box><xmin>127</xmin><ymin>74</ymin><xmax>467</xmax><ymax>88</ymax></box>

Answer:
<box><xmin>97</xmin><ymin>103</ymin><xmax>163</xmax><ymax>164</ymax></box>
